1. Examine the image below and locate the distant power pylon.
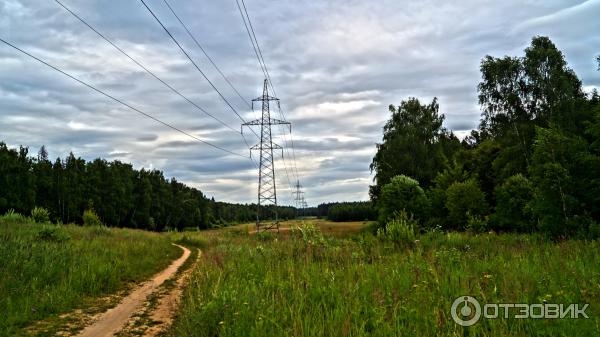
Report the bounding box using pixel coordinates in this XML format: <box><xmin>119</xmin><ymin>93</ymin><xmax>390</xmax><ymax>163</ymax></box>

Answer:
<box><xmin>293</xmin><ymin>180</ymin><xmax>304</xmax><ymax>218</ymax></box>
<box><xmin>300</xmin><ymin>196</ymin><xmax>308</xmax><ymax>218</ymax></box>
<box><xmin>243</xmin><ymin>79</ymin><xmax>290</xmax><ymax>231</ymax></box>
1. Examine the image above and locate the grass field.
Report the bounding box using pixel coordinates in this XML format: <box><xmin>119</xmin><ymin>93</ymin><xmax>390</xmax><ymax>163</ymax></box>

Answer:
<box><xmin>2</xmin><ymin>216</ymin><xmax>598</xmax><ymax>336</ymax></box>
<box><xmin>169</xmin><ymin>221</ymin><xmax>600</xmax><ymax>337</ymax></box>
<box><xmin>0</xmin><ymin>216</ymin><xmax>181</xmax><ymax>336</ymax></box>
<box><xmin>223</xmin><ymin>219</ymin><xmax>369</xmax><ymax>237</ymax></box>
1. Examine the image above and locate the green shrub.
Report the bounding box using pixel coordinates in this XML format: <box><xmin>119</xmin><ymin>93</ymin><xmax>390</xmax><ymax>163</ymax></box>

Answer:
<box><xmin>291</xmin><ymin>223</ymin><xmax>325</xmax><ymax>245</ymax></box>
<box><xmin>378</xmin><ymin>175</ymin><xmax>430</xmax><ymax>226</ymax></box>
<box><xmin>31</xmin><ymin>207</ymin><xmax>50</xmax><ymax>223</ymax></box>
<box><xmin>82</xmin><ymin>209</ymin><xmax>103</xmax><ymax>227</ymax></box>
<box><xmin>0</xmin><ymin>209</ymin><xmax>28</xmax><ymax>224</ymax></box>
<box><xmin>467</xmin><ymin>214</ymin><xmax>489</xmax><ymax>233</ymax></box>
<box><xmin>445</xmin><ymin>179</ymin><xmax>488</xmax><ymax>229</ymax></box>
<box><xmin>377</xmin><ymin>211</ymin><xmax>416</xmax><ymax>247</ymax></box>
<box><xmin>255</xmin><ymin>230</ymin><xmax>277</xmax><ymax>242</ymax></box>
<box><xmin>427</xmin><ymin>165</ymin><xmax>469</xmax><ymax>225</ymax></box>
<box><xmin>89</xmin><ymin>225</ymin><xmax>113</xmax><ymax>237</ymax></box>
<box><xmin>36</xmin><ymin>226</ymin><xmax>71</xmax><ymax>242</ymax></box>
<box><xmin>492</xmin><ymin>174</ymin><xmax>534</xmax><ymax>232</ymax></box>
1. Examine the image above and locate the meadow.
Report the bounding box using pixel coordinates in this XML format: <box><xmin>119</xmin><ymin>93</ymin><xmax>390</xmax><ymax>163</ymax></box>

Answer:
<box><xmin>169</xmin><ymin>221</ymin><xmax>600</xmax><ymax>337</ymax></box>
<box><xmin>0</xmin><ymin>215</ymin><xmax>181</xmax><ymax>336</ymax></box>
<box><xmin>2</xmin><ymin>213</ymin><xmax>598</xmax><ymax>337</ymax></box>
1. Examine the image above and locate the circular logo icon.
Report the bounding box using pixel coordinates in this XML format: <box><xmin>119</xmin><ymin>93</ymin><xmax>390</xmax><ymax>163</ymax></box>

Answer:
<box><xmin>451</xmin><ymin>296</ymin><xmax>481</xmax><ymax>326</ymax></box>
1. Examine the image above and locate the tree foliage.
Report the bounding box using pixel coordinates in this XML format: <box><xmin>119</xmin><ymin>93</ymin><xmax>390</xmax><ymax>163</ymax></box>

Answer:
<box><xmin>372</xmin><ymin>36</ymin><xmax>600</xmax><ymax>238</ymax></box>
<box><xmin>0</xmin><ymin>145</ymin><xmax>295</xmax><ymax>231</ymax></box>
<box><xmin>370</xmin><ymin>98</ymin><xmax>460</xmax><ymax>200</ymax></box>
<box><xmin>445</xmin><ymin>179</ymin><xmax>488</xmax><ymax>230</ymax></box>
<box><xmin>327</xmin><ymin>202</ymin><xmax>376</xmax><ymax>222</ymax></box>
<box><xmin>377</xmin><ymin>175</ymin><xmax>430</xmax><ymax>226</ymax></box>
<box><xmin>492</xmin><ymin>174</ymin><xmax>534</xmax><ymax>232</ymax></box>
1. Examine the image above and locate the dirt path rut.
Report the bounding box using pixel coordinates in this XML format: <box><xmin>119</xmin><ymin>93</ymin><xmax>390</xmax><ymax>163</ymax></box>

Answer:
<box><xmin>76</xmin><ymin>244</ymin><xmax>191</xmax><ymax>337</ymax></box>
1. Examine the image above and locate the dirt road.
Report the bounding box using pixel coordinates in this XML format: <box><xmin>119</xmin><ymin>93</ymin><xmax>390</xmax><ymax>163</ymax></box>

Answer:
<box><xmin>76</xmin><ymin>244</ymin><xmax>191</xmax><ymax>337</ymax></box>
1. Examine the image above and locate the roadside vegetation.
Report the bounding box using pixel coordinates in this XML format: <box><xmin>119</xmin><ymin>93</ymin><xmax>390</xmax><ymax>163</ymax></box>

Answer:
<box><xmin>169</xmin><ymin>222</ymin><xmax>599</xmax><ymax>336</ymax></box>
<box><xmin>0</xmin><ymin>210</ymin><xmax>181</xmax><ymax>336</ymax></box>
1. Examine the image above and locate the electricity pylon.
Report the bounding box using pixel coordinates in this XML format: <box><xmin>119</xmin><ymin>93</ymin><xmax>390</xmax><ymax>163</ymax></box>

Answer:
<box><xmin>292</xmin><ymin>180</ymin><xmax>304</xmax><ymax>219</ymax></box>
<box><xmin>242</xmin><ymin>79</ymin><xmax>290</xmax><ymax>231</ymax></box>
<box><xmin>300</xmin><ymin>195</ymin><xmax>308</xmax><ymax>218</ymax></box>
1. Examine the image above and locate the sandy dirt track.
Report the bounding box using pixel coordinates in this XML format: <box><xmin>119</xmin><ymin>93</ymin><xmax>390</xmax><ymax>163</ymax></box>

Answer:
<box><xmin>76</xmin><ymin>244</ymin><xmax>191</xmax><ymax>337</ymax></box>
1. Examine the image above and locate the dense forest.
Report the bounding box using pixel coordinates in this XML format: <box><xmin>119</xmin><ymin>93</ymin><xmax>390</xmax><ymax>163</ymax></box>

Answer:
<box><xmin>309</xmin><ymin>202</ymin><xmax>377</xmax><ymax>221</ymax></box>
<box><xmin>371</xmin><ymin>36</ymin><xmax>600</xmax><ymax>238</ymax></box>
<box><xmin>0</xmin><ymin>145</ymin><xmax>295</xmax><ymax>231</ymax></box>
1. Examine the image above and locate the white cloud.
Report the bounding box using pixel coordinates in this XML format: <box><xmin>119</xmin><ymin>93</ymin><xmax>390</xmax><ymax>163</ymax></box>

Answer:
<box><xmin>0</xmin><ymin>0</ymin><xmax>598</xmax><ymax>206</ymax></box>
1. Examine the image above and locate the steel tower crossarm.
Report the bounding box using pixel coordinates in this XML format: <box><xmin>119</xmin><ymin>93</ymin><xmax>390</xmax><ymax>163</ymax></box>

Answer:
<box><xmin>241</xmin><ymin>79</ymin><xmax>291</xmax><ymax>231</ymax></box>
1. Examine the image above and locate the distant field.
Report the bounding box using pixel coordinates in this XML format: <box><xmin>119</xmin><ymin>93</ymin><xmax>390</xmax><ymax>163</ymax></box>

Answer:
<box><xmin>226</xmin><ymin>219</ymin><xmax>370</xmax><ymax>236</ymax></box>
<box><xmin>0</xmin><ymin>218</ymin><xmax>181</xmax><ymax>336</ymax></box>
<box><xmin>169</xmin><ymin>223</ymin><xmax>600</xmax><ymax>337</ymax></box>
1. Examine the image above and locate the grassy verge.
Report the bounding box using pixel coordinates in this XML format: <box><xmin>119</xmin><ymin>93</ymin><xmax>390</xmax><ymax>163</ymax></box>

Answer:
<box><xmin>0</xmin><ymin>218</ymin><xmax>181</xmax><ymax>336</ymax></box>
<box><xmin>169</xmin><ymin>224</ymin><xmax>600</xmax><ymax>336</ymax></box>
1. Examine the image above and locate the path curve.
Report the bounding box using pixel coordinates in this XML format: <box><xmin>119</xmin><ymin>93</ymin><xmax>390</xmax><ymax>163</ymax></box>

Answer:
<box><xmin>76</xmin><ymin>244</ymin><xmax>191</xmax><ymax>337</ymax></box>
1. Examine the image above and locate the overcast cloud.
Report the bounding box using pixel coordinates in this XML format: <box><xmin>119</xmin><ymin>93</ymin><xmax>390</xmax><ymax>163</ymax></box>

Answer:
<box><xmin>1</xmin><ymin>0</ymin><xmax>598</xmax><ymax>206</ymax></box>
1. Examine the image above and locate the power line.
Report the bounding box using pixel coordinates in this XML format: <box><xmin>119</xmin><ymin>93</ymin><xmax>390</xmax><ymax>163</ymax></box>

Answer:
<box><xmin>138</xmin><ymin>0</ymin><xmax>261</xmax><ymax>142</ymax></box>
<box><xmin>243</xmin><ymin>0</ymin><xmax>302</xmax><ymax>182</ymax></box>
<box><xmin>0</xmin><ymin>37</ymin><xmax>248</xmax><ymax>159</ymax></box>
<box><xmin>162</xmin><ymin>0</ymin><xmax>252</xmax><ymax>111</ymax></box>
<box><xmin>240</xmin><ymin>0</ymin><xmax>274</xmax><ymax>94</ymax></box>
<box><xmin>234</xmin><ymin>0</ymin><xmax>267</xmax><ymax>82</ymax></box>
<box><xmin>242</xmin><ymin>79</ymin><xmax>290</xmax><ymax>228</ymax></box>
<box><xmin>54</xmin><ymin>0</ymin><xmax>240</xmax><ymax>135</ymax></box>
<box><xmin>56</xmin><ymin>0</ymin><xmax>259</xmax><ymax>170</ymax></box>
<box><xmin>235</xmin><ymin>0</ymin><xmax>301</xmax><ymax>191</ymax></box>
<box><xmin>234</xmin><ymin>0</ymin><xmax>299</xmax><ymax>206</ymax></box>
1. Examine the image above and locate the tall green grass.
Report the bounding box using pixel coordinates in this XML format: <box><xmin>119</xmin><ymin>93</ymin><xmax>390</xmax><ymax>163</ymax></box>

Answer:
<box><xmin>0</xmin><ymin>217</ymin><xmax>181</xmax><ymax>336</ymax></box>
<box><xmin>170</xmin><ymin>229</ymin><xmax>600</xmax><ymax>336</ymax></box>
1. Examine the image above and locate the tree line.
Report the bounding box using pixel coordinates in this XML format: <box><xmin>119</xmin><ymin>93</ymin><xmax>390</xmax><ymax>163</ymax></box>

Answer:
<box><xmin>310</xmin><ymin>202</ymin><xmax>377</xmax><ymax>222</ymax></box>
<box><xmin>0</xmin><ymin>145</ymin><xmax>295</xmax><ymax>231</ymax></box>
<box><xmin>370</xmin><ymin>36</ymin><xmax>600</xmax><ymax>238</ymax></box>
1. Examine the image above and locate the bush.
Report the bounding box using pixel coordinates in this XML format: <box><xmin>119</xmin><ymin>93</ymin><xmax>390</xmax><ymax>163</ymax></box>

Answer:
<box><xmin>445</xmin><ymin>179</ymin><xmax>488</xmax><ymax>229</ymax></box>
<box><xmin>291</xmin><ymin>223</ymin><xmax>325</xmax><ymax>245</ymax></box>
<box><xmin>377</xmin><ymin>211</ymin><xmax>416</xmax><ymax>247</ymax></box>
<box><xmin>467</xmin><ymin>214</ymin><xmax>489</xmax><ymax>233</ymax></box>
<box><xmin>0</xmin><ymin>209</ymin><xmax>28</xmax><ymax>224</ymax></box>
<box><xmin>31</xmin><ymin>207</ymin><xmax>50</xmax><ymax>223</ymax></box>
<box><xmin>427</xmin><ymin>165</ymin><xmax>469</xmax><ymax>224</ymax></box>
<box><xmin>492</xmin><ymin>174</ymin><xmax>534</xmax><ymax>232</ymax></box>
<box><xmin>36</xmin><ymin>226</ymin><xmax>71</xmax><ymax>242</ymax></box>
<box><xmin>82</xmin><ymin>209</ymin><xmax>103</xmax><ymax>227</ymax></box>
<box><xmin>378</xmin><ymin>175</ymin><xmax>430</xmax><ymax>226</ymax></box>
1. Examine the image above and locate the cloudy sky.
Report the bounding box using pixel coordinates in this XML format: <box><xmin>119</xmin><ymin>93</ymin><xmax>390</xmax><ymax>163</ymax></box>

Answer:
<box><xmin>0</xmin><ymin>0</ymin><xmax>598</xmax><ymax>206</ymax></box>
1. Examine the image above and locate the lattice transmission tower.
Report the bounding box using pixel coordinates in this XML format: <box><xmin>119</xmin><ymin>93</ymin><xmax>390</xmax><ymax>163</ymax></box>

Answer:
<box><xmin>243</xmin><ymin>79</ymin><xmax>291</xmax><ymax>231</ymax></box>
<box><xmin>302</xmin><ymin>195</ymin><xmax>308</xmax><ymax>216</ymax></box>
<box><xmin>292</xmin><ymin>180</ymin><xmax>304</xmax><ymax>219</ymax></box>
